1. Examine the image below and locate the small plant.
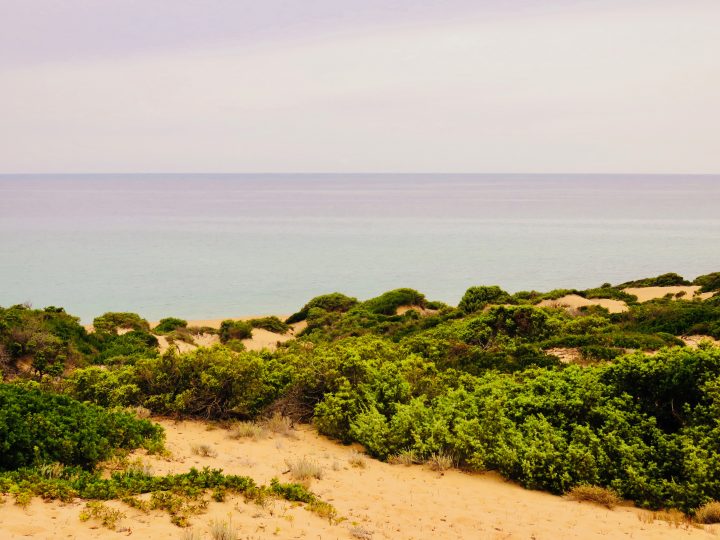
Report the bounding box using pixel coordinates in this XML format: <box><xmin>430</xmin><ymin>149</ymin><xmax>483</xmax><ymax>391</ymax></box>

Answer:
<box><xmin>695</xmin><ymin>501</ymin><xmax>720</xmax><ymax>524</ymax></box>
<box><xmin>12</xmin><ymin>488</ymin><xmax>32</xmax><ymax>508</ymax></box>
<box><xmin>348</xmin><ymin>451</ymin><xmax>366</xmax><ymax>468</ymax></box>
<box><xmin>426</xmin><ymin>451</ymin><xmax>453</xmax><ymax>472</ymax></box>
<box><xmin>567</xmin><ymin>485</ymin><xmax>621</xmax><ymax>509</ymax></box>
<box><xmin>286</xmin><ymin>457</ymin><xmax>323</xmax><ymax>481</ymax></box>
<box><xmin>389</xmin><ymin>450</ymin><xmax>417</xmax><ymax>466</ymax></box>
<box><xmin>79</xmin><ymin>501</ymin><xmax>126</xmax><ymax>530</ymax></box>
<box><xmin>230</xmin><ymin>421</ymin><xmax>267</xmax><ymax>440</ymax></box>
<box><xmin>191</xmin><ymin>444</ymin><xmax>218</xmax><ymax>458</ymax></box>
<box><xmin>210</xmin><ymin>518</ymin><xmax>238</xmax><ymax>540</ymax></box>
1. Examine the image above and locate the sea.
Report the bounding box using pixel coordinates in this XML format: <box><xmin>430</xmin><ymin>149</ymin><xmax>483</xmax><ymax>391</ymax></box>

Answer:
<box><xmin>1</xmin><ymin>174</ymin><xmax>718</xmax><ymax>323</ymax></box>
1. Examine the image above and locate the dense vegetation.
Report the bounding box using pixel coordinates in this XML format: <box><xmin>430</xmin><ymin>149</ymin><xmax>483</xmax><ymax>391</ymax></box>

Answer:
<box><xmin>2</xmin><ymin>271</ymin><xmax>720</xmax><ymax>517</ymax></box>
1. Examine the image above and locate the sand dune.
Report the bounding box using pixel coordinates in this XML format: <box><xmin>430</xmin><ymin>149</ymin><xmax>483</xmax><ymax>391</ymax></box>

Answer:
<box><xmin>537</xmin><ymin>294</ymin><xmax>629</xmax><ymax>314</ymax></box>
<box><xmin>623</xmin><ymin>286</ymin><xmax>713</xmax><ymax>303</ymax></box>
<box><xmin>3</xmin><ymin>418</ymin><xmax>716</xmax><ymax>539</ymax></box>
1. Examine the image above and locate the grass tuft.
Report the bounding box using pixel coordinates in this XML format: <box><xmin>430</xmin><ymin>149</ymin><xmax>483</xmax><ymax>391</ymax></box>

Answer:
<box><xmin>695</xmin><ymin>501</ymin><xmax>720</xmax><ymax>524</ymax></box>
<box><xmin>348</xmin><ymin>451</ymin><xmax>366</xmax><ymax>469</ymax></box>
<box><xmin>210</xmin><ymin>518</ymin><xmax>238</xmax><ymax>540</ymax></box>
<box><xmin>567</xmin><ymin>485</ymin><xmax>621</xmax><ymax>509</ymax></box>
<box><xmin>286</xmin><ymin>457</ymin><xmax>323</xmax><ymax>481</ymax></box>
<box><xmin>426</xmin><ymin>451</ymin><xmax>453</xmax><ymax>472</ymax></box>
<box><xmin>191</xmin><ymin>444</ymin><xmax>218</xmax><ymax>458</ymax></box>
<box><xmin>230</xmin><ymin>421</ymin><xmax>267</xmax><ymax>440</ymax></box>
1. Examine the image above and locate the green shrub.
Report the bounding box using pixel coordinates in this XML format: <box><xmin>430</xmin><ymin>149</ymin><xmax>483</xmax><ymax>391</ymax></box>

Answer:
<box><xmin>362</xmin><ymin>288</ymin><xmax>427</xmax><ymax>315</ymax></box>
<box><xmin>619</xmin><ymin>273</ymin><xmax>691</xmax><ymax>288</ymax></box>
<box><xmin>459</xmin><ymin>286</ymin><xmax>513</xmax><ymax>313</ymax></box>
<box><xmin>286</xmin><ymin>293</ymin><xmax>358</xmax><ymax>323</ymax></box>
<box><xmin>93</xmin><ymin>313</ymin><xmax>150</xmax><ymax>334</ymax></box>
<box><xmin>218</xmin><ymin>320</ymin><xmax>253</xmax><ymax>343</ymax></box>
<box><xmin>248</xmin><ymin>316</ymin><xmax>290</xmax><ymax>334</ymax></box>
<box><xmin>0</xmin><ymin>383</ymin><xmax>163</xmax><ymax>469</ymax></box>
<box><xmin>694</xmin><ymin>272</ymin><xmax>720</xmax><ymax>293</ymax></box>
<box><xmin>153</xmin><ymin>318</ymin><xmax>188</xmax><ymax>334</ymax></box>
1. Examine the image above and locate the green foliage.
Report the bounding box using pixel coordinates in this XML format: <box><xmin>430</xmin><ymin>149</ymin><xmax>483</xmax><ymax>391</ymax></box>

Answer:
<box><xmin>286</xmin><ymin>293</ymin><xmax>358</xmax><ymax>323</ymax></box>
<box><xmin>154</xmin><ymin>318</ymin><xmax>188</xmax><ymax>334</ymax></box>
<box><xmin>459</xmin><ymin>286</ymin><xmax>513</xmax><ymax>313</ymax></box>
<box><xmin>694</xmin><ymin>272</ymin><xmax>720</xmax><ymax>293</ymax></box>
<box><xmin>619</xmin><ymin>273</ymin><xmax>691</xmax><ymax>288</ymax></box>
<box><xmin>0</xmin><ymin>304</ymin><xmax>92</xmax><ymax>376</ymax></box>
<box><xmin>0</xmin><ymin>383</ymin><xmax>163</xmax><ymax>470</ymax></box>
<box><xmin>362</xmin><ymin>288</ymin><xmax>426</xmax><ymax>315</ymax></box>
<box><xmin>218</xmin><ymin>320</ymin><xmax>253</xmax><ymax>343</ymax></box>
<box><xmin>71</xmin><ymin>347</ymin><xmax>288</xmax><ymax>418</ymax></box>
<box><xmin>93</xmin><ymin>312</ymin><xmax>150</xmax><ymax>334</ymax></box>
<box><xmin>614</xmin><ymin>298</ymin><xmax>720</xmax><ymax>338</ymax></box>
<box><xmin>248</xmin><ymin>316</ymin><xmax>290</xmax><ymax>334</ymax></box>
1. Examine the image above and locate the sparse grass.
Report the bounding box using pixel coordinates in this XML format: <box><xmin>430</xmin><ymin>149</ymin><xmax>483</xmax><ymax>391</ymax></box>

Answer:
<box><xmin>286</xmin><ymin>457</ymin><xmax>323</xmax><ymax>481</ymax></box>
<box><xmin>263</xmin><ymin>412</ymin><xmax>294</xmax><ymax>437</ymax></box>
<box><xmin>388</xmin><ymin>450</ymin><xmax>418</xmax><ymax>466</ymax></box>
<box><xmin>348</xmin><ymin>451</ymin><xmax>366</xmax><ymax>468</ymax></box>
<box><xmin>79</xmin><ymin>501</ymin><xmax>126</xmax><ymax>530</ymax></box>
<box><xmin>191</xmin><ymin>444</ymin><xmax>218</xmax><ymax>458</ymax></box>
<box><xmin>638</xmin><ymin>509</ymin><xmax>692</xmax><ymax>528</ymax></box>
<box><xmin>695</xmin><ymin>501</ymin><xmax>720</xmax><ymax>524</ymax></box>
<box><xmin>230</xmin><ymin>421</ymin><xmax>267</xmax><ymax>440</ymax></box>
<box><xmin>426</xmin><ymin>451</ymin><xmax>453</xmax><ymax>472</ymax></box>
<box><xmin>349</xmin><ymin>525</ymin><xmax>373</xmax><ymax>539</ymax></box>
<box><xmin>567</xmin><ymin>485</ymin><xmax>621</xmax><ymax>509</ymax></box>
<box><xmin>181</xmin><ymin>528</ymin><xmax>204</xmax><ymax>540</ymax></box>
<box><xmin>210</xmin><ymin>518</ymin><xmax>238</xmax><ymax>540</ymax></box>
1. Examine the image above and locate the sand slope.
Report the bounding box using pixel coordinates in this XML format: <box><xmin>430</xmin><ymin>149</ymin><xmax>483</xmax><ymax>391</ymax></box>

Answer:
<box><xmin>4</xmin><ymin>419</ymin><xmax>716</xmax><ymax>540</ymax></box>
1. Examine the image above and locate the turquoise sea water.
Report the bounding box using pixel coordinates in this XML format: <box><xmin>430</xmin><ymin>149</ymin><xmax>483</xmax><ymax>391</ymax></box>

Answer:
<box><xmin>1</xmin><ymin>174</ymin><xmax>719</xmax><ymax>322</ymax></box>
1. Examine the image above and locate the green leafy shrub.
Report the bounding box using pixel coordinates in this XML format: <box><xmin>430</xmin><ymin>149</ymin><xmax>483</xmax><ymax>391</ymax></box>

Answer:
<box><xmin>218</xmin><ymin>320</ymin><xmax>253</xmax><ymax>342</ymax></box>
<box><xmin>459</xmin><ymin>286</ymin><xmax>513</xmax><ymax>313</ymax></box>
<box><xmin>154</xmin><ymin>318</ymin><xmax>188</xmax><ymax>334</ymax></box>
<box><xmin>248</xmin><ymin>316</ymin><xmax>290</xmax><ymax>334</ymax></box>
<box><xmin>362</xmin><ymin>288</ymin><xmax>427</xmax><ymax>315</ymax></box>
<box><xmin>694</xmin><ymin>272</ymin><xmax>720</xmax><ymax>293</ymax></box>
<box><xmin>286</xmin><ymin>293</ymin><xmax>358</xmax><ymax>323</ymax></box>
<box><xmin>0</xmin><ymin>383</ymin><xmax>163</xmax><ymax>469</ymax></box>
<box><xmin>619</xmin><ymin>273</ymin><xmax>691</xmax><ymax>288</ymax></box>
<box><xmin>93</xmin><ymin>312</ymin><xmax>150</xmax><ymax>334</ymax></box>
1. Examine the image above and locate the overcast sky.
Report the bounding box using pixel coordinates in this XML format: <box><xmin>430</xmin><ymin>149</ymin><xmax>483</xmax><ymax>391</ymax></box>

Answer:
<box><xmin>1</xmin><ymin>0</ymin><xmax>718</xmax><ymax>173</ymax></box>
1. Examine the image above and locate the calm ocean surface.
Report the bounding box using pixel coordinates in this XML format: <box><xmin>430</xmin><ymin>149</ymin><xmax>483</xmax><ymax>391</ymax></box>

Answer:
<box><xmin>1</xmin><ymin>174</ymin><xmax>719</xmax><ymax>322</ymax></box>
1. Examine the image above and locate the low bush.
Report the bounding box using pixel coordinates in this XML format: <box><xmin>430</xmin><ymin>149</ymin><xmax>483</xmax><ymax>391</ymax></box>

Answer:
<box><xmin>694</xmin><ymin>272</ymin><xmax>720</xmax><ymax>293</ymax></box>
<box><xmin>0</xmin><ymin>383</ymin><xmax>163</xmax><ymax>470</ymax></box>
<box><xmin>93</xmin><ymin>312</ymin><xmax>150</xmax><ymax>334</ymax></box>
<box><xmin>153</xmin><ymin>318</ymin><xmax>188</xmax><ymax>334</ymax></box>
<box><xmin>459</xmin><ymin>286</ymin><xmax>513</xmax><ymax>313</ymax></box>
<box><xmin>218</xmin><ymin>320</ymin><xmax>253</xmax><ymax>342</ymax></box>
<box><xmin>248</xmin><ymin>316</ymin><xmax>290</xmax><ymax>334</ymax></box>
<box><xmin>362</xmin><ymin>288</ymin><xmax>427</xmax><ymax>315</ymax></box>
<box><xmin>286</xmin><ymin>293</ymin><xmax>358</xmax><ymax>323</ymax></box>
<box><xmin>619</xmin><ymin>273</ymin><xmax>691</xmax><ymax>288</ymax></box>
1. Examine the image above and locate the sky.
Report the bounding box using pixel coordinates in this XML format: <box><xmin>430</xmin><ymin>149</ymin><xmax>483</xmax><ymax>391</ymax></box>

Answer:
<box><xmin>0</xmin><ymin>0</ymin><xmax>718</xmax><ymax>173</ymax></box>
